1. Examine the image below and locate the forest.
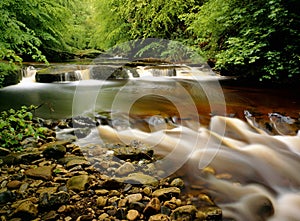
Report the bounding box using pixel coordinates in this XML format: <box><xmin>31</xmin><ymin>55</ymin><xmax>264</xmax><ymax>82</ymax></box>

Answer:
<box><xmin>0</xmin><ymin>0</ymin><xmax>299</xmax><ymax>86</ymax></box>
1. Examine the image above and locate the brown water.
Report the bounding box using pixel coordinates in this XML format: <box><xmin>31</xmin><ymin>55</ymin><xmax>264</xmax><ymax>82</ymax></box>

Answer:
<box><xmin>1</xmin><ymin>68</ymin><xmax>300</xmax><ymax>221</ymax></box>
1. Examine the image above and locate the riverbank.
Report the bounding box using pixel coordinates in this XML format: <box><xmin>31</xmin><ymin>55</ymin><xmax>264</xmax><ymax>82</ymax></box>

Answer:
<box><xmin>0</xmin><ymin>116</ymin><xmax>221</xmax><ymax>221</ymax></box>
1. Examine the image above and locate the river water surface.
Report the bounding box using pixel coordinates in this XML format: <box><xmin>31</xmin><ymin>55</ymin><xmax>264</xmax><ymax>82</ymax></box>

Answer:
<box><xmin>1</xmin><ymin>64</ymin><xmax>300</xmax><ymax>221</ymax></box>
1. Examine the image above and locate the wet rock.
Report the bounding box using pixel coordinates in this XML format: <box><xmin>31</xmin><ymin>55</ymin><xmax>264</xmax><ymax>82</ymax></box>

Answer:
<box><xmin>143</xmin><ymin>186</ymin><xmax>152</xmax><ymax>196</ymax></box>
<box><xmin>120</xmin><ymin>172</ymin><xmax>158</xmax><ymax>185</ymax></box>
<box><xmin>25</xmin><ymin>165</ymin><xmax>53</xmax><ymax>180</ymax></box>
<box><xmin>170</xmin><ymin>205</ymin><xmax>197</xmax><ymax>221</ymax></box>
<box><xmin>66</xmin><ymin>159</ymin><xmax>89</xmax><ymax>169</ymax></box>
<box><xmin>19</xmin><ymin>183</ymin><xmax>29</xmax><ymax>193</ymax></box>
<box><xmin>66</xmin><ymin>175</ymin><xmax>89</xmax><ymax>191</ymax></box>
<box><xmin>96</xmin><ymin>196</ymin><xmax>108</xmax><ymax>207</ymax></box>
<box><xmin>39</xmin><ymin>191</ymin><xmax>70</xmax><ymax>208</ymax></box>
<box><xmin>70</xmin><ymin>116</ymin><xmax>97</xmax><ymax>128</ymax></box>
<box><xmin>0</xmin><ymin>190</ymin><xmax>14</xmax><ymax>204</ymax></box>
<box><xmin>143</xmin><ymin>197</ymin><xmax>161</xmax><ymax>216</ymax></box>
<box><xmin>113</xmin><ymin>146</ymin><xmax>153</xmax><ymax>161</ymax></box>
<box><xmin>170</xmin><ymin>178</ymin><xmax>185</xmax><ymax>188</ymax></box>
<box><xmin>3</xmin><ymin>152</ymin><xmax>41</xmax><ymax>165</ymax></box>
<box><xmin>196</xmin><ymin>206</ymin><xmax>222</xmax><ymax>220</ymax></box>
<box><xmin>128</xmin><ymin>202</ymin><xmax>145</xmax><ymax>213</ymax></box>
<box><xmin>149</xmin><ymin>214</ymin><xmax>170</xmax><ymax>221</ymax></box>
<box><xmin>126</xmin><ymin>209</ymin><xmax>139</xmax><ymax>221</ymax></box>
<box><xmin>126</xmin><ymin>193</ymin><xmax>143</xmax><ymax>204</ymax></box>
<box><xmin>42</xmin><ymin>144</ymin><xmax>66</xmax><ymax>159</ymax></box>
<box><xmin>98</xmin><ymin>213</ymin><xmax>110</xmax><ymax>221</ymax></box>
<box><xmin>163</xmin><ymin>197</ymin><xmax>180</xmax><ymax>210</ymax></box>
<box><xmin>11</xmin><ymin>200</ymin><xmax>38</xmax><ymax>220</ymax></box>
<box><xmin>42</xmin><ymin>210</ymin><xmax>59</xmax><ymax>221</ymax></box>
<box><xmin>58</xmin><ymin>156</ymin><xmax>87</xmax><ymax>165</ymax></box>
<box><xmin>101</xmin><ymin>179</ymin><xmax>123</xmax><ymax>189</ymax></box>
<box><xmin>152</xmin><ymin>187</ymin><xmax>181</xmax><ymax>200</ymax></box>
<box><xmin>115</xmin><ymin>162</ymin><xmax>135</xmax><ymax>175</ymax></box>
<box><xmin>0</xmin><ymin>147</ymin><xmax>11</xmax><ymax>156</ymax></box>
<box><xmin>6</xmin><ymin>180</ymin><xmax>23</xmax><ymax>189</ymax></box>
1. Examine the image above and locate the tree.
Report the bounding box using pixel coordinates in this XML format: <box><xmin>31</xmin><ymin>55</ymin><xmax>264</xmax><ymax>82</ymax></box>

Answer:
<box><xmin>185</xmin><ymin>0</ymin><xmax>300</xmax><ymax>83</ymax></box>
<box><xmin>89</xmin><ymin>0</ymin><xmax>198</xmax><ymax>50</ymax></box>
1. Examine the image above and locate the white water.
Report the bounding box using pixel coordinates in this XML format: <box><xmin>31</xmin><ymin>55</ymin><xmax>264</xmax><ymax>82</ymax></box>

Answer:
<box><xmin>96</xmin><ymin>116</ymin><xmax>300</xmax><ymax>221</ymax></box>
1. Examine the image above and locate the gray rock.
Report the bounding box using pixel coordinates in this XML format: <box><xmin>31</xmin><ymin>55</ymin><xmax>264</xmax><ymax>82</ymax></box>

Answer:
<box><xmin>120</xmin><ymin>172</ymin><xmax>158</xmax><ymax>185</ymax></box>
<box><xmin>39</xmin><ymin>191</ymin><xmax>70</xmax><ymax>208</ymax></box>
<box><xmin>115</xmin><ymin>162</ymin><xmax>135</xmax><ymax>176</ymax></box>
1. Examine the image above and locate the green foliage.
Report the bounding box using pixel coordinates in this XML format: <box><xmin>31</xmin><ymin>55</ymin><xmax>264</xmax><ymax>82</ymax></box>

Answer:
<box><xmin>0</xmin><ymin>0</ymin><xmax>74</xmax><ymax>64</ymax></box>
<box><xmin>0</xmin><ymin>63</ymin><xmax>21</xmax><ymax>87</ymax></box>
<box><xmin>185</xmin><ymin>0</ymin><xmax>300</xmax><ymax>82</ymax></box>
<box><xmin>89</xmin><ymin>0</ymin><xmax>199</xmax><ymax>50</ymax></box>
<box><xmin>0</xmin><ymin>105</ymin><xmax>48</xmax><ymax>149</ymax></box>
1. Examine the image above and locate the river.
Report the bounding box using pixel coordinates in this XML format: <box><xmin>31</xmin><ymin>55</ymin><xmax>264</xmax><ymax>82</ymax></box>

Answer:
<box><xmin>1</xmin><ymin>62</ymin><xmax>300</xmax><ymax>220</ymax></box>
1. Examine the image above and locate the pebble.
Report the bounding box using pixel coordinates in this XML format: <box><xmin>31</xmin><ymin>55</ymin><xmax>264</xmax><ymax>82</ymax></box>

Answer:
<box><xmin>126</xmin><ymin>193</ymin><xmax>143</xmax><ymax>204</ymax></box>
<box><xmin>143</xmin><ymin>197</ymin><xmax>161</xmax><ymax>216</ymax></box>
<box><xmin>126</xmin><ymin>209</ymin><xmax>139</xmax><ymax>220</ymax></box>
<box><xmin>6</xmin><ymin>180</ymin><xmax>23</xmax><ymax>189</ymax></box>
<box><xmin>0</xmin><ymin>117</ymin><xmax>222</xmax><ymax>221</ymax></box>
<box><xmin>152</xmin><ymin>187</ymin><xmax>181</xmax><ymax>200</ymax></box>
<box><xmin>96</xmin><ymin>196</ymin><xmax>108</xmax><ymax>207</ymax></box>
<box><xmin>149</xmin><ymin>214</ymin><xmax>170</xmax><ymax>221</ymax></box>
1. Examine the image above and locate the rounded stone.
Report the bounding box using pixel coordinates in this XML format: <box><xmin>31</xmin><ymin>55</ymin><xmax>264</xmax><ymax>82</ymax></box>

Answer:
<box><xmin>152</xmin><ymin>187</ymin><xmax>181</xmax><ymax>200</ymax></box>
<box><xmin>170</xmin><ymin>178</ymin><xmax>185</xmax><ymax>188</ymax></box>
<box><xmin>126</xmin><ymin>193</ymin><xmax>143</xmax><ymax>204</ymax></box>
<box><xmin>66</xmin><ymin>175</ymin><xmax>89</xmax><ymax>191</ymax></box>
<box><xmin>115</xmin><ymin>162</ymin><xmax>135</xmax><ymax>175</ymax></box>
<box><xmin>6</xmin><ymin>180</ymin><xmax>23</xmax><ymax>189</ymax></box>
<box><xmin>149</xmin><ymin>214</ymin><xmax>170</xmax><ymax>221</ymax></box>
<box><xmin>96</xmin><ymin>196</ymin><xmax>108</xmax><ymax>207</ymax></box>
<box><xmin>42</xmin><ymin>144</ymin><xmax>66</xmax><ymax>159</ymax></box>
<box><xmin>126</xmin><ymin>209</ymin><xmax>139</xmax><ymax>221</ymax></box>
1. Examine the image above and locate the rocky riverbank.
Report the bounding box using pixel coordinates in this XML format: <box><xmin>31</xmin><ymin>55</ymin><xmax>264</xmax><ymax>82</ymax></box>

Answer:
<box><xmin>0</xmin><ymin>118</ymin><xmax>222</xmax><ymax>221</ymax></box>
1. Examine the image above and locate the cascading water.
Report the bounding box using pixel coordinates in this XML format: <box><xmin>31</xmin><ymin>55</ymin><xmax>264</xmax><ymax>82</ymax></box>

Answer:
<box><xmin>95</xmin><ymin>114</ymin><xmax>300</xmax><ymax>221</ymax></box>
<box><xmin>2</xmin><ymin>61</ymin><xmax>300</xmax><ymax>220</ymax></box>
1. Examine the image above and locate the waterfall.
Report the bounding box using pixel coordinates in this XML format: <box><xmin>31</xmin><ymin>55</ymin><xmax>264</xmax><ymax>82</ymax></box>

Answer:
<box><xmin>20</xmin><ymin>66</ymin><xmax>37</xmax><ymax>83</ymax></box>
